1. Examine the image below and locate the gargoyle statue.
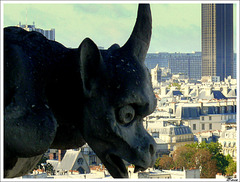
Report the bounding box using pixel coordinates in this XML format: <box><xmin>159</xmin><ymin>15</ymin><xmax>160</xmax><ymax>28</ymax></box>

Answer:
<box><xmin>4</xmin><ymin>4</ymin><xmax>157</xmax><ymax>178</ymax></box>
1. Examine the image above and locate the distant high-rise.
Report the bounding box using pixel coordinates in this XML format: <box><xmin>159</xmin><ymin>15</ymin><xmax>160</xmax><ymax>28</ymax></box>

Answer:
<box><xmin>17</xmin><ymin>22</ymin><xmax>55</xmax><ymax>41</ymax></box>
<box><xmin>201</xmin><ymin>4</ymin><xmax>233</xmax><ymax>81</ymax></box>
<box><xmin>145</xmin><ymin>52</ymin><xmax>202</xmax><ymax>80</ymax></box>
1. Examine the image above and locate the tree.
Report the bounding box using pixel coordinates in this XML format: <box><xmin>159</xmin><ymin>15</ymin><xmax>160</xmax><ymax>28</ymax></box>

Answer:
<box><xmin>157</xmin><ymin>155</ymin><xmax>174</xmax><ymax>170</ymax></box>
<box><xmin>172</xmin><ymin>146</ymin><xmax>196</xmax><ymax>170</ymax></box>
<box><xmin>187</xmin><ymin>141</ymin><xmax>222</xmax><ymax>155</ymax></box>
<box><xmin>225</xmin><ymin>161</ymin><xmax>236</xmax><ymax>176</ymax></box>
<box><xmin>204</xmin><ymin>142</ymin><xmax>222</xmax><ymax>155</ymax></box>
<box><xmin>168</xmin><ymin>82</ymin><xmax>181</xmax><ymax>90</ymax></box>
<box><xmin>194</xmin><ymin>148</ymin><xmax>218</xmax><ymax>178</ymax></box>
<box><xmin>226</xmin><ymin>154</ymin><xmax>234</xmax><ymax>164</ymax></box>
<box><xmin>173</xmin><ymin>145</ymin><xmax>218</xmax><ymax>178</ymax></box>
<box><xmin>186</xmin><ymin>142</ymin><xmax>229</xmax><ymax>174</ymax></box>
<box><xmin>154</xmin><ymin>157</ymin><xmax>161</xmax><ymax>169</ymax></box>
<box><xmin>31</xmin><ymin>156</ymin><xmax>48</xmax><ymax>172</ymax></box>
<box><xmin>214</xmin><ymin>153</ymin><xmax>229</xmax><ymax>174</ymax></box>
<box><xmin>225</xmin><ymin>154</ymin><xmax>236</xmax><ymax>176</ymax></box>
<box><xmin>45</xmin><ymin>163</ymin><xmax>54</xmax><ymax>175</ymax></box>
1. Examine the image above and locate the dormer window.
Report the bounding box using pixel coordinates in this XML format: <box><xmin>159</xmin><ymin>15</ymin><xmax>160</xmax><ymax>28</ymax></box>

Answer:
<box><xmin>228</xmin><ymin>142</ymin><xmax>231</xmax><ymax>147</ymax></box>
<box><xmin>233</xmin><ymin>142</ymin><xmax>236</xmax><ymax>147</ymax></box>
<box><xmin>224</xmin><ymin>142</ymin><xmax>226</xmax><ymax>147</ymax></box>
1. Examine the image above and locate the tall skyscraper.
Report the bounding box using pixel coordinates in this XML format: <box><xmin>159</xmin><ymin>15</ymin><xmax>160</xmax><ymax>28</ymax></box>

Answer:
<box><xmin>201</xmin><ymin>4</ymin><xmax>233</xmax><ymax>81</ymax></box>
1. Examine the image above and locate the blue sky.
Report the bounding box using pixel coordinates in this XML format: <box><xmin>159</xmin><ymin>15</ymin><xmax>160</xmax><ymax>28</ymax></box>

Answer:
<box><xmin>3</xmin><ymin>3</ymin><xmax>237</xmax><ymax>53</ymax></box>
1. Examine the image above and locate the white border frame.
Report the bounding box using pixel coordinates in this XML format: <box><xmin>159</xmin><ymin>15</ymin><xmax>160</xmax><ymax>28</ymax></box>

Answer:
<box><xmin>0</xmin><ymin>1</ymin><xmax>239</xmax><ymax>182</ymax></box>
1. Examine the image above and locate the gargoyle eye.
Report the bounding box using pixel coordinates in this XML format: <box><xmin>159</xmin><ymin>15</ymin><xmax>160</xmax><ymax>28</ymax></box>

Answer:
<box><xmin>118</xmin><ymin>105</ymin><xmax>135</xmax><ymax>124</ymax></box>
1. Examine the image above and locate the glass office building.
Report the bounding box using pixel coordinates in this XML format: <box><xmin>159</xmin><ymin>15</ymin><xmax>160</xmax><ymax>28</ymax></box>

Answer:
<box><xmin>201</xmin><ymin>4</ymin><xmax>233</xmax><ymax>81</ymax></box>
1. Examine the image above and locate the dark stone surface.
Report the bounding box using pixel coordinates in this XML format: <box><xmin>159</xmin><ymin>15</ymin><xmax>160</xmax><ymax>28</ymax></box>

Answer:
<box><xmin>4</xmin><ymin>4</ymin><xmax>157</xmax><ymax>178</ymax></box>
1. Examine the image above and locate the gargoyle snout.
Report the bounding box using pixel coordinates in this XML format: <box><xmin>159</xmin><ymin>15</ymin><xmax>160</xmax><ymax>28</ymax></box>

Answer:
<box><xmin>148</xmin><ymin>136</ymin><xmax>157</xmax><ymax>166</ymax></box>
<box><xmin>134</xmin><ymin>132</ymin><xmax>157</xmax><ymax>167</ymax></box>
<box><xmin>149</xmin><ymin>143</ymin><xmax>155</xmax><ymax>157</ymax></box>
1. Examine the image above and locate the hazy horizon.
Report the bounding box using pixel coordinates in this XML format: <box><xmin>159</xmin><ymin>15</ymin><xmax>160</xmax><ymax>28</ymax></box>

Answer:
<box><xmin>3</xmin><ymin>3</ymin><xmax>237</xmax><ymax>53</ymax></box>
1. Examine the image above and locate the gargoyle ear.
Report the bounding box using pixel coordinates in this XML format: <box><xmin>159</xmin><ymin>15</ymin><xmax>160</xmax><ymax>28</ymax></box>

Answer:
<box><xmin>78</xmin><ymin>38</ymin><xmax>104</xmax><ymax>97</ymax></box>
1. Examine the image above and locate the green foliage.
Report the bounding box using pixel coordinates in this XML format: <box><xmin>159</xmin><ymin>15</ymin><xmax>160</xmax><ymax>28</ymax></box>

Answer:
<box><xmin>186</xmin><ymin>142</ymin><xmax>198</xmax><ymax>148</ymax></box>
<box><xmin>200</xmin><ymin>141</ymin><xmax>222</xmax><ymax>155</ymax></box>
<box><xmin>168</xmin><ymin>82</ymin><xmax>181</xmax><ymax>90</ymax></box>
<box><xmin>186</xmin><ymin>142</ymin><xmax>230</xmax><ymax>174</ymax></box>
<box><xmin>187</xmin><ymin>141</ymin><xmax>222</xmax><ymax>155</ymax></box>
<box><xmin>173</xmin><ymin>146</ymin><xmax>196</xmax><ymax>170</ymax></box>
<box><xmin>172</xmin><ymin>145</ymin><xmax>218</xmax><ymax>178</ymax></box>
<box><xmin>226</xmin><ymin>154</ymin><xmax>234</xmax><ymax>164</ymax></box>
<box><xmin>225</xmin><ymin>154</ymin><xmax>236</xmax><ymax>176</ymax></box>
<box><xmin>155</xmin><ymin>142</ymin><xmax>235</xmax><ymax>178</ymax></box>
<box><xmin>225</xmin><ymin>161</ymin><xmax>236</xmax><ymax>176</ymax></box>
<box><xmin>214</xmin><ymin>153</ymin><xmax>229</xmax><ymax>174</ymax></box>
<box><xmin>154</xmin><ymin>157</ymin><xmax>161</xmax><ymax>169</ymax></box>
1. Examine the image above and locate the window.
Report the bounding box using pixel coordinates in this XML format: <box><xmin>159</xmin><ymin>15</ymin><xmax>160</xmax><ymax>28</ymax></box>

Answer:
<box><xmin>202</xmin><ymin>107</ymin><xmax>208</xmax><ymax>114</ymax></box>
<box><xmin>90</xmin><ymin>156</ymin><xmax>96</xmax><ymax>165</ymax></box>
<box><xmin>228</xmin><ymin>142</ymin><xmax>231</xmax><ymax>147</ymax></box>
<box><xmin>77</xmin><ymin>158</ymin><xmax>83</xmax><ymax>165</ymax></box>
<box><xmin>202</xmin><ymin>116</ymin><xmax>204</xmax><ymax>121</ymax></box>
<box><xmin>209</xmin><ymin>116</ymin><xmax>212</xmax><ymax>120</ymax></box>
<box><xmin>202</xmin><ymin>124</ymin><xmax>205</xmax><ymax>130</ymax></box>
<box><xmin>209</xmin><ymin>123</ymin><xmax>212</xmax><ymax>130</ymax></box>
<box><xmin>193</xmin><ymin>124</ymin><xmax>196</xmax><ymax>130</ymax></box>
<box><xmin>152</xmin><ymin>132</ymin><xmax>159</xmax><ymax>138</ymax></box>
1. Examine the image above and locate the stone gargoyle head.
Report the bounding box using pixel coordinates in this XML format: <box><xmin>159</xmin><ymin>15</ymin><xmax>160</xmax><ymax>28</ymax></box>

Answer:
<box><xmin>4</xmin><ymin>4</ymin><xmax>157</xmax><ymax>178</ymax></box>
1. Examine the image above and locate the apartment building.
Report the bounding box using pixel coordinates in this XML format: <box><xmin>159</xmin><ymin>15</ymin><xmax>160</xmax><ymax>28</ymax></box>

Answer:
<box><xmin>17</xmin><ymin>22</ymin><xmax>55</xmax><ymax>41</ymax></box>
<box><xmin>176</xmin><ymin>101</ymin><xmax>236</xmax><ymax>134</ymax></box>
<box><xmin>218</xmin><ymin>119</ymin><xmax>237</xmax><ymax>161</ymax></box>
<box><xmin>145</xmin><ymin>119</ymin><xmax>194</xmax><ymax>152</ymax></box>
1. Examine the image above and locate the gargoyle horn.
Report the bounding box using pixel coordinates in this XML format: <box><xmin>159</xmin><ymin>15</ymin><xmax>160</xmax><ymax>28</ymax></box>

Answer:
<box><xmin>121</xmin><ymin>4</ymin><xmax>152</xmax><ymax>62</ymax></box>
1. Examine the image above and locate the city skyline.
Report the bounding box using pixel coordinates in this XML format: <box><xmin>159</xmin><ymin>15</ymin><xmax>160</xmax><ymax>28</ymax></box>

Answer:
<box><xmin>3</xmin><ymin>2</ymin><xmax>237</xmax><ymax>53</ymax></box>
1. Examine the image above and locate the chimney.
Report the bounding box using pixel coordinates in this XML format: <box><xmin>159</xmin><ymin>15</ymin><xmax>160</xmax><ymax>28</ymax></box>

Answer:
<box><xmin>171</xmin><ymin>102</ymin><xmax>176</xmax><ymax>115</ymax></box>
<box><xmin>58</xmin><ymin>150</ymin><xmax>61</xmax><ymax>162</ymax></box>
<box><xmin>232</xmin><ymin>101</ymin><xmax>235</xmax><ymax>112</ymax></box>
<box><xmin>205</xmin><ymin>87</ymin><xmax>212</xmax><ymax>96</ymax></box>
<box><xmin>49</xmin><ymin>153</ymin><xmax>54</xmax><ymax>160</ymax></box>
<box><xmin>161</xmin><ymin>86</ymin><xmax>167</xmax><ymax>96</ymax></box>
<box><xmin>200</xmin><ymin>102</ymin><xmax>203</xmax><ymax>114</ymax></box>
<box><xmin>185</xmin><ymin>86</ymin><xmax>190</xmax><ymax>96</ymax></box>
<box><xmin>222</xmin><ymin>86</ymin><xmax>228</xmax><ymax>96</ymax></box>
<box><xmin>195</xmin><ymin>87</ymin><xmax>199</xmax><ymax>97</ymax></box>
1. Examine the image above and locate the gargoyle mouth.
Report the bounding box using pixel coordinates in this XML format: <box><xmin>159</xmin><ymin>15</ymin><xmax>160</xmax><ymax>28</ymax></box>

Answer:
<box><xmin>105</xmin><ymin>153</ymin><xmax>128</xmax><ymax>178</ymax></box>
<box><xmin>105</xmin><ymin>153</ymin><xmax>147</xmax><ymax>178</ymax></box>
<box><xmin>134</xmin><ymin>165</ymin><xmax>147</xmax><ymax>173</ymax></box>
